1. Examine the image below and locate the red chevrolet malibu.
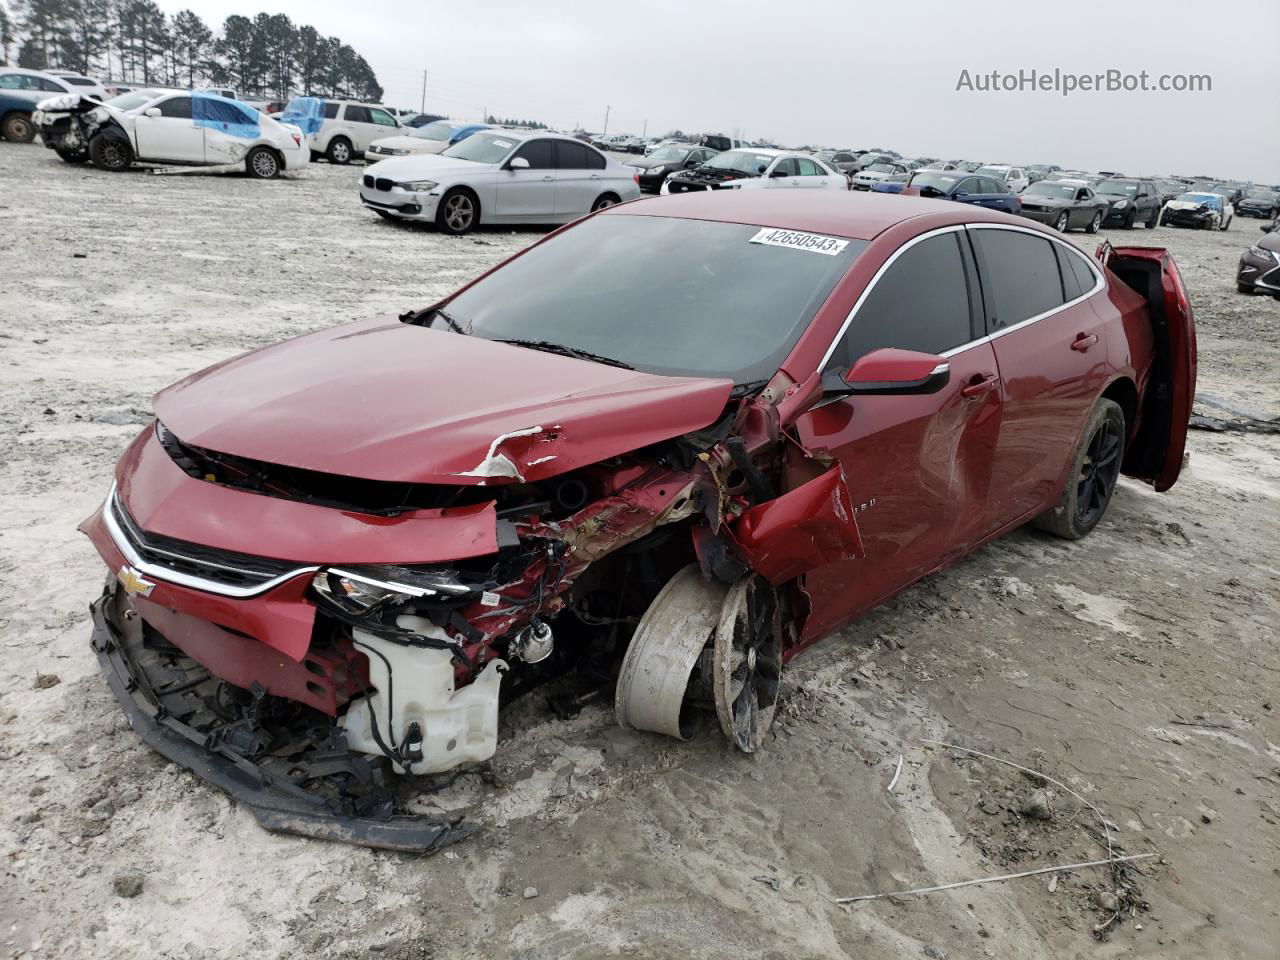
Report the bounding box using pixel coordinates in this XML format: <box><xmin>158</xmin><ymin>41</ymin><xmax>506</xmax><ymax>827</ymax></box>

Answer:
<box><xmin>82</xmin><ymin>191</ymin><xmax>1195</xmax><ymax>850</ymax></box>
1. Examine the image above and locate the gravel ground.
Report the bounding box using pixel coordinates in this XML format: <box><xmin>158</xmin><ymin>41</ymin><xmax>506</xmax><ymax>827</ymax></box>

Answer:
<box><xmin>1</xmin><ymin>144</ymin><xmax>1277</xmax><ymax>960</ymax></box>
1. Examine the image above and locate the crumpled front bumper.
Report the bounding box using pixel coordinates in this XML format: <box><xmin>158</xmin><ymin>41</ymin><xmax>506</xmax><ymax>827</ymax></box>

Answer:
<box><xmin>89</xmin><ymin>582</ymin><xmax>472</xmax><ymax>853</ymax></box>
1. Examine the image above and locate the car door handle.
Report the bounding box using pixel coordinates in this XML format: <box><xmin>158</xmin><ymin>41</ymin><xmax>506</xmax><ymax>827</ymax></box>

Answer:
<box><xmin>961</xmin><ymin>374</ymin><xmax>999</xmax><ymax>398</ymax></box>
<box><xmin>541</xmin><ymin>175</ymin><xmax>554</xmax><ymax>181</ymax></box>
<box><xmin>1071</xmin><ymin>333</ymin><xmax>1099</xmax><ymax>352</ymax></box>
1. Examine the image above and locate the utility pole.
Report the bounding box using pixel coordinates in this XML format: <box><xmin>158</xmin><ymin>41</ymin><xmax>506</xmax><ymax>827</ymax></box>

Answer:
<box><xmin>603</xmin><ymin>105</ymin><xmax>610</xmax><ymax>136</ymax></box>
<box><xmin>420</xmin><ymin>69</ymin><xmax>427</xmax><ymax>113</ymax></box>
<box><xmin>642</xmin><ymin>118</ymin><xmax>647</xmax><ymax>138</ymax></box>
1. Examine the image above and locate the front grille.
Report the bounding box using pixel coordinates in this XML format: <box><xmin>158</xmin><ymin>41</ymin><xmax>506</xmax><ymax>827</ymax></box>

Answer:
<box><xmin>362</xmin><ymin>174</ymin><xmax>374</xmax><ymax>188</ymax></box>
<box><xmin>110</xmin><ymin>493</ymin><xmax>301</xmax><ymax>590</ymax></box>
<box><xmin>375</xmin><ymin>177</ymin><xmax>393</xmax><ymax>192</ymax></box>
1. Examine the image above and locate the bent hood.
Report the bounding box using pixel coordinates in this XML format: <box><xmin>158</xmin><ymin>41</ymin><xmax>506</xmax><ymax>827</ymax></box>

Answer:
<box><xmin>153</xmin><ymin>318</ymin><xmax>734</xmax><ymax>485</ymax></box>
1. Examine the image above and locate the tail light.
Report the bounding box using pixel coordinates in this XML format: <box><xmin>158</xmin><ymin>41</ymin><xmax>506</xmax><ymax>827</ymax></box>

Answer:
<box><xmin>291</xmin><ymin>134</ymin><xmax>301</xmax><ymax>147</ymax></box>
<box><xmin>633</xmin><ymin>170</ymin><xmax>640</xmax><ymax>185</ymax></box>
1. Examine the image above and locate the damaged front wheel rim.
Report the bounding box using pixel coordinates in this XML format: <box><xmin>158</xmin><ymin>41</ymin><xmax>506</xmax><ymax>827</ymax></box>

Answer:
<box><xmin>713</xmin><ymin>575</ymin><xmax>783</xmax><ymax>753</ymax></box>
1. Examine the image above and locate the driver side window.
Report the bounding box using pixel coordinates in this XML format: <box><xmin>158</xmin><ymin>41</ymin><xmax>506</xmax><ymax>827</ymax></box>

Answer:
<box><xmin>827</xmin><ymin>233</ymin><xmax>976</xmax><ymax>372</ymax></box>
<box><xmin>157</xmin><ymin>97</ymin><xmax>192</xmax><ymax>119</ymax></box>
<box><xmin>772</xmin><ymin>158</ymin><xmax>799</xmax><ymax>177</ymax></box>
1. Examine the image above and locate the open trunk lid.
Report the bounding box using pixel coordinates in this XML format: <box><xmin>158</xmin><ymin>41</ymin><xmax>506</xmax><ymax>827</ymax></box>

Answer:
<box><xmin>1098</xmin><ymin>243</ymin><xmax>1197</xmax><ymax>491</ymax></box>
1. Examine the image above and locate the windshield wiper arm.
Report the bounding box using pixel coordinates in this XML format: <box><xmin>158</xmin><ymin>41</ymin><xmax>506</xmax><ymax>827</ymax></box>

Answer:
<box><xmin>431</xmin><ymin>308</ymin><xmax>466</xmax><ymax>334</ymax></box>
<box><xmin>495</xmin><ymin>338</ymin><xmax>633</xmax><ymax>370</ymax></box>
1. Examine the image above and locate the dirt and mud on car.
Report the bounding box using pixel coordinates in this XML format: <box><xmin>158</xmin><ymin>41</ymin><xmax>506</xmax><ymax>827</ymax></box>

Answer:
<box><xmin>80</xmin><ymin>193</ymin><xmax>1195</xmax><ymax>853</ymax></box>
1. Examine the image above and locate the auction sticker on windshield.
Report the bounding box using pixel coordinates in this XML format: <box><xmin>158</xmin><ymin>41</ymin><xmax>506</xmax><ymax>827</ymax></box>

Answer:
<box><xmin>749</xmin><ymin>228</ymin><xmax>849</xmax><ymax>256</ymax></box>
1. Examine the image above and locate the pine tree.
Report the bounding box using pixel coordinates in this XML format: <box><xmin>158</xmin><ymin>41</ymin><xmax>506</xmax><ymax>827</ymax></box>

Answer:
<box><xmin>170</xmin><ymin>9</ymin><xmax>210</xmax><ymax>88</ymax></box>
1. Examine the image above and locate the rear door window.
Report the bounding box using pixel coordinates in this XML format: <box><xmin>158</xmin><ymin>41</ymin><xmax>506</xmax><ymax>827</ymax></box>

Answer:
<box><xmin>829</xmin><ymin>232</ymin><xmax>976</xmax><ymax>369</ymax></box>
<box><xmin>1060</xmin><ymin>244</ymin><xmax>1098</xmax><ymax>296</ymax></box>
<box><xmin>970</xmin><ymin>229</ymin><xmax>1067</xmax><ymax>331</ymax></box>
<box><xmin>323</xmin><ymin>102</ymin><xmax>339</xmax><ymax>119</ymax></box>
<box><xmin>555</xmin><ymin>141</ymin><xmax>592</xmax><ymax>169</ymax></box>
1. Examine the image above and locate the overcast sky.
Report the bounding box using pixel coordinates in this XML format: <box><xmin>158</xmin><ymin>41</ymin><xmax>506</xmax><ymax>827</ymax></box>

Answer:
<box><xmin>162</xmin><ymin>0</ymin><xmax>1278</xmax><ymax>182</ymax></box>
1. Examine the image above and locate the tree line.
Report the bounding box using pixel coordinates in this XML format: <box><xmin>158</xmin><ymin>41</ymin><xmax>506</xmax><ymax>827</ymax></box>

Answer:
<box><xmin>484</xmin><ymin>114</ymin><xmax>547</xmax><ymax>130</ymax></box>
<box><xmin>0</xmin><ymin>2</ymin><xmax>383</xmax><ymax>102</ymax></box>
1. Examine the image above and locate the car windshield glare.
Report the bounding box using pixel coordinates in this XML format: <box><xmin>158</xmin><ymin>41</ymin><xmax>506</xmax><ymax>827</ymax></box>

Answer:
<box><xmin>412</xmin><ymin>121</ymin><xmax>459</xmax><ymax>141</ymax></box>
<box><xmin>1097</xmin><ymin>180</ymin><xmax>1138</xmax><ymax>195</ymax></box>
<box><xmin>1026</xmin><ymin>183</ymin><xmax>1076</xmax><ymax>199</ymax></box>
<box><xmin>441</xmin><ymin>131</ymin><xmax>518</xmax><ymax>163</ymax></box>
<box><xmin>431</xmin><ymin>215</ymin><xmax>866</xmax><ymax>383</ymax></box>
<box><xmin>648</xmin><ymin>146</ymin><xmax>691</xmax><ymax>162</ymax></box>
<box><xmin>909</xmin><ymin>172</ymin><xmax>958</xmax><ymax>191</ymax></box>
<box><xmin>704</xmin><ymin>150</ymin><xmax>775</xmax><ymax>175</ymax></box>
<box><xmin>106</xmin><ymin>90</ymin><xmax>163</xmax><ymax>110</ymax></box>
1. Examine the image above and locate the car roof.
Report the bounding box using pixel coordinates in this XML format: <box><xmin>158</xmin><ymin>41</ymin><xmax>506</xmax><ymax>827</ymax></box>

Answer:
<box><xmin>606</xmin><ymin>190</ymin><xmax>1031</xmax><ymax>241</ymax></box>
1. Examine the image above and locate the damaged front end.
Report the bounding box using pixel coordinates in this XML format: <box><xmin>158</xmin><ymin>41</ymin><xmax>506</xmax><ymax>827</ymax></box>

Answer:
<box><xmin>83</xmin><ymin>368</ymin><xmax>864</xmax><ymax>849</ymax></box>
<box><xmin>35</xmin><ymin>93</ymin><xmax>123</xmax><ymax>160</ymax></box>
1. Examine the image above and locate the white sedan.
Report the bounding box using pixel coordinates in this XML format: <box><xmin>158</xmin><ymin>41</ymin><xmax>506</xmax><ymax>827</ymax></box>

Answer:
<box><xmin>359</xmin><ymin>129</ymin><xmax>641</xmax><ymax>234</ymax></box>
<box><xmin>35</xmin><ymin>88</ymin><xmax>309</xmax><ymax>177</ymax></box>
<box><xmin>660</xmin><ymin>148</ymin><xmax>848</xmax><ymax>193</ymax></box>
<box><xmin>850</xmin><ymin>160</ymin><xmax>913</xmax><ymax>190</ymax></box>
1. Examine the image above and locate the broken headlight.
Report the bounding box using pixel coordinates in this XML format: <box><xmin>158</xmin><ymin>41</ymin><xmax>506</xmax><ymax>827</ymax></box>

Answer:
<box><xmin>312</xmin><ymin>565</ymin><xmax>473</xmax><ymax>615</ymax></box>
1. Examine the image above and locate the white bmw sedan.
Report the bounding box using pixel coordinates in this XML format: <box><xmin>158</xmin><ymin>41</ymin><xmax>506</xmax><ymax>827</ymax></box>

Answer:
<box><xmin>358</xmin><ymin>130</ymin><xmax>641</xmax><ymax>234</ymax></box>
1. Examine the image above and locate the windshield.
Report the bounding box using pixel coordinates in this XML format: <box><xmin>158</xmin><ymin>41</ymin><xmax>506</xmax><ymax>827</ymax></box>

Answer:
<box><xmin>1025</xmin><ymin>182</ymin><xmax>1077</xmax><ymax>199</ymax></box>
<box><xmin>412</xmin><ymin>120</ymin><xmax>461</xmax><ymax>141</ymax></box>
<box><xmin>1096</xmin><ymin>179</ymin><xmax>1138</xmax><ymax>195</ymax></box>
<box><xmin>974</xmin><ymin>166</ymin><xmax>1008</xmax><ymax>178</ymax></box>
<box><xmin>1177</xmin><ymin>193</ymin><xmax>1220</xmax><ymax>205</ymax></box>
<box><xmin>703</xmin><ymin>150</ymin><xmax>775</xmax><ymax>175</ymax></box>
<box><xmin>1246</xmin><ymin>188</ymin><xmax>1277</xmax><ymax>200</ymax></box>
<box><xmin>648</xmin><ymin>145</ymin><xmax>692</xmax><ymax>163</ymax></box>
<box><xmin>909</xmin><ymin>172</ymin><xmax>959</xmax><ymax>192</ymax></box>
<box><xmin>428</xmin><ymin>215</ymin><xmax>866</xmax><ymax>383</ymax></box>
<box><xmin>106</xmin><ymin>89</ymin><xmax>165</xmax><ymax>111</ymax></box>
<box><xmin>442</xmin><ymin>131</ymin><xmax>518</xmax><ymax>164</ymax></box>
<box><xmin>866</xmin><ymin>163</ymin><xmax>895</xmax><ymax>173</ymax></box>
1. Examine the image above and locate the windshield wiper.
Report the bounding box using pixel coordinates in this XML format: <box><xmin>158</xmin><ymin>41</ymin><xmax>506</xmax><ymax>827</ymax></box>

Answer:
<box><xmin>494</xmin><ymin>338</ymin><xmax>633</xmax><ymax>370</ymax></box>
<box><xmin>430</xmin><ymin>308</ymin><xmax>467</xmax><ymax>334</ymax></box>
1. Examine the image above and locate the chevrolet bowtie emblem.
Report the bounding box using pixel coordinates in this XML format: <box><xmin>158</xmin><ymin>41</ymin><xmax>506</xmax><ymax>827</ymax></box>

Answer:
<box><xmin>117</xmin><ymin>565</ymin><xmax>155</xmax><ymax>598</ymax></box>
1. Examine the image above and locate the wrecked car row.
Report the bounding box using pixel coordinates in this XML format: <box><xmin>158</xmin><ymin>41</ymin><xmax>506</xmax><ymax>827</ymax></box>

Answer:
<box><xmin>82</xmin><ymin>190</ymin><xmax>1196</xmax><ymax>851</ymax></box>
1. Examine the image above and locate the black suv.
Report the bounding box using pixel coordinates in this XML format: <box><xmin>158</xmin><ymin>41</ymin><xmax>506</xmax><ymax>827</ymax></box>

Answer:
<box><xmin>1095</xmin><ymin>178</ymin><xmax>1162</xmax><ymax>228</ymax></box>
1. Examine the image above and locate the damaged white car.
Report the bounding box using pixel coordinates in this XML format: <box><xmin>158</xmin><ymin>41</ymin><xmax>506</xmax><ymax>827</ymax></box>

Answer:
<box><xmin>35</xmin><ymin>89</ymin><xmax>310</xmax><ymax>178</ymax></box>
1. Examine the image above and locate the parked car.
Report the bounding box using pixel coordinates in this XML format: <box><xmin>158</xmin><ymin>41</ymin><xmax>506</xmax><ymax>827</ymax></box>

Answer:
<box><xmin>698</xmin><ymin>134</ymin><xmax>747</xmax><ymax>152</ymax></box>
<box><xmin>0</xmin><ymin>67</ymin><xmax>77</xmax><ymax>142</ymax></box>
<box><xmin>1237</xmin><ymin>188</ymin><xmax>1279</xmax><ymax>219</ymax></box>
<box><xmin>851</xmin><ymin>151</ymin><xmax>897</xmax><ymax>172</ymax></box>
<box><xmin>1027</xmin><ymin>164</ymin><xmax>1062</xmax><ymax>184</ymax></box>
<box><xmin>898</xmin><ymin>171</ymin><xmax>1022</xmax><ymax>214</ymax></box>
<box><xmin>81</xmin><ymin>190</ymin><xmax>1194</xmax><ymax>850</ymax></box>
<box><xmin>46</xmin><ymin>69</ymin><xmax>108</xmax><ymax>101</ymax></box>
<box><xmin>365</xmin><ymin>119</ymin><xmax>488</xmax><ymax>162</ymax></box>
<box><xmin>35</xmin><ymin>89</ymin><xmax>309</xmax><ymax>177</ymax></box>
<box><xmin>1017</xmin><ymin>180</ymin><xmax>1109</xmax><ymax>233</ymax></box>
<box><xmin>974</xmin><ymin>164</ymin><xmax>1030</xmax><ymax>194</ymax></box>
<box><xmin>1094</xmin><ymin>178</ymin><xmax>1163</xmax><ymax>229</ymax></box>
<box><xmin>821</xmin><ymin>151</ymin><xmax>860</xmax><ymax>174</ymax></box>
<box><xmin>277</xmin><ymin>96</ymin><xmax>401</xmax><ymax>163</ymax></box>
<box><xmin>627</xmin><ymin>142</ymin><xmax>720</xmax><ymax>193</ymax></box>
<box><xmin>662</xmin><ymin>149</ymin><xmax>846</xmax><ymax>193</ymax></box>
<box><xmin>1152</xmin><ymin>179</ymin><xmax>1184</xmax><ymax>205</ymax></box>
<box><xmin>359</xmin><ymin>129</ymin><xmax>639</xmax><ymax>233</ymax></box>
<box><xmin>851</xmin><ymin>160</ymin><xmax>912</xmax><ymax>190</ymax></box>
<box><xmin>1158</xmin><ymin>192</ymin><xmax>1233</xmax><ymax>231</ymax></box>
<box><xmin>1236</xmin><ymin>218</ymin><xmax>1280</xmax><ymax>297</ymax></box>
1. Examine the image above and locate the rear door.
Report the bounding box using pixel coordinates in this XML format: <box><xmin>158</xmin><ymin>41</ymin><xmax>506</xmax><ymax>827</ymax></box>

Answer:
<box><xmin>1100</xmin><ymin>245</ymin><xmax>1196</xmax><ymax>491</ymax></box>
<box><xmin>793</xmin><ymin>228</ymin><xmax>1003</xmax><ymax>640</ymax></box>
<box><xmin>796</xmin><ymin>157</ymin><xmax>830</xmax><ymax>189</ymax></box>
<box><xmin>968</xmin><ymin>225</ymin><xmax>1107</xmax><ymax>528</ymax></box>
<box><xmin>493</xmin><ymin>138</ymin><xmax>557</xmax><ymax>218</ymax></box>
<box><xmin>133</xmin><ymin>95</ymin><xmax>205</xmax><ymax>162</ymax></box>
<box><xmin>552</xmin><ymin>140</ymin><xmax>599</xmax><ymax>216</ymax></box>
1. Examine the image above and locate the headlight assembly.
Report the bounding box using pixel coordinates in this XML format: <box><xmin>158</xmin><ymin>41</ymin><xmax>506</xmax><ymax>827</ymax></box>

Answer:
<box><xmin>312</xmin><ymin>565</ymin><xmax>473</xmax><ymax>615</ymax></box>
<box><xmin>398</xmin><ymin>180</ymin><xmax>438</xmax><ymax>192</ymax></box>
<box><xmin>1113</xmin><ymin>200</ymin><xmax>1129</xmax><ymax>209</ymax></box>
<box><xmin>1249</xmin><ymin>244</ymin><xmax>1277</xmax><ymax>263</ymax></box>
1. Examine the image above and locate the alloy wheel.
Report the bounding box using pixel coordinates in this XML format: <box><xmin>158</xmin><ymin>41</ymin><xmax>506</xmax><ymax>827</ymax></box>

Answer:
<box><xmin>713</xmin><ymin>576</ymin><xmax>783</xmax><ymax>753</ymax></box>
<box><xmin>1076</xmin><ymin>418</ymin><xmax>1122</xmax><ymax>527</ymax></box>
<box><xmin>1055</xmin><ymin>212</ymin><xmax>1069</xmax><ymax>232</ymax></box>
<box><xmin>100</xmin><ymin>141</ymin><xmax>127</xmax><ymax>169</ymax></box>
<box><xmin>251</xmin><ymin>150</ymin><xmax>278</xmax><ymax>178</ymax></box>
<box><xmin>444</xmin><ymin>195</ymin><xmax>474</xmax><ymax>231</ymax></box>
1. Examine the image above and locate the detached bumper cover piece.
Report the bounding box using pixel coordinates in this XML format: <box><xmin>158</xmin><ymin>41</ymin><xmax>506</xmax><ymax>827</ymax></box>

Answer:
<box><xmin>89</xmin><ymin>587</ymin><xmax>471</xmax><ymax>853</ymax></box>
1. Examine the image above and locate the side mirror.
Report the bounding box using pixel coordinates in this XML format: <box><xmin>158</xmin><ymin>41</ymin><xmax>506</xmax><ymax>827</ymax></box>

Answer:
<box><xmin>769</xmin><ymin>168</ymin><xmax>790</xmax><ymax>178</ymax></box>
<box><xmin>144</xmin><ymin>107</ymin><xmax>161</xmax><ymax>118</ymax></box>
<box><xmin>684</xmin><ymin>157</ymin><xmax>699</xmax><ymax>167</ymax></box>
<box><xmin>829</xmin><ymin>348</ymin><xmax>951</xmax><ymax>395</ymax></box>
<box><xmin>506</xmin><ymin>156</ymin><xmax>530</xmax><ymax>170</ymax></box>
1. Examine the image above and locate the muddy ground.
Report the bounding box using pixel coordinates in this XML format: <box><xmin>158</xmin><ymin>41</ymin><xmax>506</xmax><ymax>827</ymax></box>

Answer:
<box><xmin>0</xmin><ymin>144</ymin><xmax>1276</xmax><ymax>960</ymax></box>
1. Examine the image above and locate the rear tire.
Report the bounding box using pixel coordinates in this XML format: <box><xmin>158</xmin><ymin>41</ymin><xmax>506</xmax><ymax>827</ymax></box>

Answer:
<box><xmin>1032</xmin><ymin>398</ymin><xmax>1125</xmax><ymax>540</ymax></box>
<box><xmin>245</xmin><ymin>146</ymin><xmax>280</xmax><ymax>179</ymax></box>
<box><xmin>326</xmin><ymin>136</ymin><xmax>352</xmax><ymax>164</ymax></box>
<box><xmin>1145</xmin><ymin>207</ymin><xmax>1159</xmax><ymax>228</ymax></box>
<box><xmin>591</xmin><ymin>193</ymin><xmax>621</xmax><ymax>211</ymax></box>
<box><xmin>436</xmin><ymin>187</ymin><xmax>478</xmax><ymax>235</ymax></box>
<box><xmin>1219</xmin><ymin>214</ymin><xmax>1231</xmax><ymax>231</ymax></box>
<box><xmin>1086</xmin><ymin>210</ymin><xmax>1102</xmax><ymax>234</ymax></box>
<box><xmin>2</xmin><ymin>111</ymin><xmax>35</xmax><ymax>143</ymax></box>
<box><xmin>89</xmin><ymin>135</ymin><xmax>132</xmax><ymax>171</ymax></box>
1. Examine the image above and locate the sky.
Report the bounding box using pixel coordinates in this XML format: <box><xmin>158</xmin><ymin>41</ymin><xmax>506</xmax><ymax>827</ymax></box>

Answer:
<box><xmin>160</xmin><ymin>0</ymin><xmax>1279</xmax><ymax>183</ymax></box>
